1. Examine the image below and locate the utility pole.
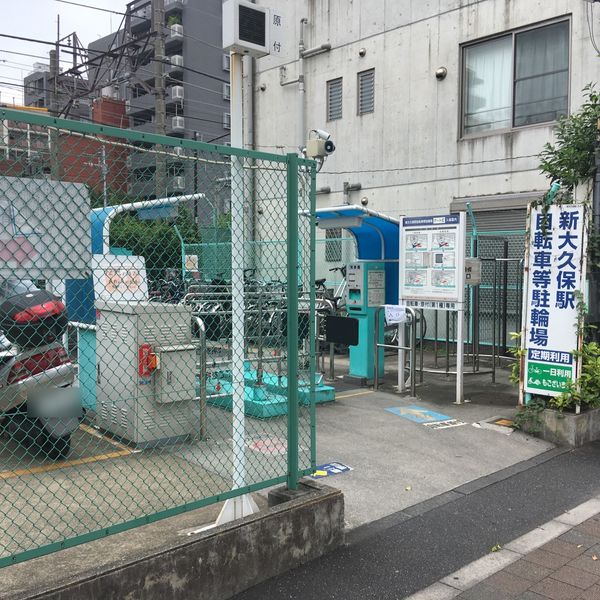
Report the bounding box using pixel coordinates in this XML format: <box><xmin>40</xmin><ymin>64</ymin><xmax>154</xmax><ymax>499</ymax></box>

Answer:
<box><xmin>152</xmin><ymin>0</ymin><xmax>166</xmax><ymax>198</ymax></box>
<box><xmin>49</xmin><ymin>15</ymin><xmax>60</xmax><ymax>179</ymax></box>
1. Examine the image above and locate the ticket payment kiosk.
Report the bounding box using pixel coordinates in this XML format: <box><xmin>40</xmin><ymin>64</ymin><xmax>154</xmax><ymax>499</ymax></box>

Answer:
<box><xmin>346</xmin><ymin>262</ymin><xmax>386</xmax><ymax>381</ymax></box>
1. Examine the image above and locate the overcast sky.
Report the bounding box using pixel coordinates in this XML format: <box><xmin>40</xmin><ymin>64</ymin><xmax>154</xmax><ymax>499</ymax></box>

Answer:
<box><xmin>0</xmin><ymin>0</ymin><xmax>127</xmax><ymax>104</ymax></box>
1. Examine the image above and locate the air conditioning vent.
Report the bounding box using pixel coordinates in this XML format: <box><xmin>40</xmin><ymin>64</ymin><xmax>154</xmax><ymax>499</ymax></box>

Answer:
<box><xmin>171</xmin><ymin>85</ymin><xmax>184</xmax><ymax>101</ymax></box>
<box><xmin>171</xmin><ymin>116</ymin><xmax>185</xmax><ymax>132</ymax></box>
<box><xmin>169</xmin><ymin>24</ymin><xmax>184</xmax><ymax>41</ymax></box>
<box><xmin>170</xmin><ymin>54</ymin><xmax>184</xmax><ymax>68</ymax></box>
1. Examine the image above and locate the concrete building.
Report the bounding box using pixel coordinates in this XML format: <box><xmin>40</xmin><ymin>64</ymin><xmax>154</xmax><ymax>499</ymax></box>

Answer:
<box><xmin>89</xmin><ymin>0</ymin><xmax>231</xmax><ymax>203</ymax></box>
<box><xmin>251</xmin><ymin>0</ymin><xmax>597</xmax><ymax>234</ymax></box>
<box><xmin>23</xmin><ymin>63</ymin><xmax>91</xmax><ymax>121</ymax></box>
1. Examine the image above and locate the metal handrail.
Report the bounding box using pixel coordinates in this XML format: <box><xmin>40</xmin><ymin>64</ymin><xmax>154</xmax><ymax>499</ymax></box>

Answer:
<box><xmin>373</xmin><ymin>306</ymin><xmax>417</xmax><ymax>396</ymax></box>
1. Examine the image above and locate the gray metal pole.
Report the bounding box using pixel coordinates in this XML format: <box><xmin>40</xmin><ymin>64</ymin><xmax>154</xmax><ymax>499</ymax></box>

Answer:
<box><xmin>49</xmin><ymin>48</ymin><xmax>60</xmax><ymax>180</ymax></box>
<box><xmin>419</xmin><ymin>309</ymin><xmax>424</xmax><ymax>383</ymax></box>
<box><xmin>374</xmin><ymin>308</ymin><xmax>380</xmax><ymax>389</ymax></box>
<box><xmin>329</xmin><ymin>342</ymin><xmax>335</xmax><ymax>381</ymax></box>
<box><xmin>434</xmin><ymin>310</ymin><xmax>438</xmax><ymax>368</ymax></box>
<box><xmin>501</xmin><ymin>241</ymin><xmax>509</xmax><ymax>353</ymax></box>
<box><xmin>410</xmin><ymin>311</ymin><xmax>417</xmax><ymax>397</ymax></box>
<box><xmin>445</xmin><ymin>312</ymin><xmax>450</xmax><ymax>376</ymax></box>
<box><xmin>256</xmin><ymin>290</ymin><xmax>263</xmax><ymax>385</ymax></box>
<box><xmin>492</xmin><ymin>261</ymin><xmax>497</xmax><ymax>383</ymax></box>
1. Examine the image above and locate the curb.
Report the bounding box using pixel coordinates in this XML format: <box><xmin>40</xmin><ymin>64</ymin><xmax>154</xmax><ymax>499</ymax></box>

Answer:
<box><xmin>405</xmin><ymin>496</ymin><xmax>600</xmax><ymax>599</ymax></box>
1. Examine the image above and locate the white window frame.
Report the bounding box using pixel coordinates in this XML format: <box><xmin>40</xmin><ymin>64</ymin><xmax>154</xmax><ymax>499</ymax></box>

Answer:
<box><xmin>223</xmin><ymin>83</ymin><xmax>231</xmax><ymax>100</ymax></box>
<box><xmin>223</xmin><ymin>112</ymin><xmax>231</xmax><ymax>130</ymax></box>
<box><xmin>357</xmin><ymin>68</ymin><xmax>375</xmax><ymax>115</ymax></box>
<box><xmin>222</xmin><ymin>53</ymin><xmax>231</xmax><ymax>72</ymax></box>
<box><xmin>460</xmin><ymin>17</ymin><xmax>571</xmax><ymax>139</ymax></box>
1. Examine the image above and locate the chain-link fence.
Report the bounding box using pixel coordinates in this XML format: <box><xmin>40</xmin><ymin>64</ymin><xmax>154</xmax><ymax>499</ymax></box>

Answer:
<box><xmin>420</xmin><ymin>230</ymin><xmax>526</xmax><ymax>353</ymax></box>
<box><xmin>0</xmin><ymin>108</ymin><xmax>316</xmax><ymax>567</ymax></box>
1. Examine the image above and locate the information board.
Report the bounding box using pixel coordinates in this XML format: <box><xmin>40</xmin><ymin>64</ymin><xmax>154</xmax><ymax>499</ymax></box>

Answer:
<box><xmin>399</xmin><ymin>213</ymin><xmax>466</xmax><ymax>310</ymax></box>
<box><xmin>0</xmin><ymin>176</ymin><xmax>91</xmax><ymax>279</ymax></box>
<box><xmin>92</xmin><ymin>255</ymin><xmax>149</xmax><ymax>302</ymax></box>
<box><xmin>523</xmin><ymin>204</ymin><xmax>587</xmax><ymax>397</ymax></box>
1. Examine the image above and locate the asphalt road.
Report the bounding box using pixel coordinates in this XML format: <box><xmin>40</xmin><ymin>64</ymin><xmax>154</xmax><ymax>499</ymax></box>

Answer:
<box><xmin>234</xmin><ymin>443</ymin><xmax>600</xmax><ymax>600</ymax></box>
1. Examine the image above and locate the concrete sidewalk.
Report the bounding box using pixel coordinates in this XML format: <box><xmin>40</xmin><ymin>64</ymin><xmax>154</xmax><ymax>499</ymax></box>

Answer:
<box><xmin>286</xmin><ymin>373</ymin><xmax>553</xmax><ymax>529</ymax></box>
<box><xmin>409</xmin><ymin>498</ymin><xmax>600</xmax><ymax>600</ymax></box>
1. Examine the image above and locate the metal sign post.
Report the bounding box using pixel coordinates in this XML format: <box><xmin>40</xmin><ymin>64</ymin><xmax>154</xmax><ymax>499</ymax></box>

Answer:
<box><xmin>192</xmin><ymin>52</ymin><xmax>258</xmax><ymax>534</ymax></box>
<box><xmin>399</xmin><ymin>213</ymin><xmax>467</xmax><ymax>404</ymax></box>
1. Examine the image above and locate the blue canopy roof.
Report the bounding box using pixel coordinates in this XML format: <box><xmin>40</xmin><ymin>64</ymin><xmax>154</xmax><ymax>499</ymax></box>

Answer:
<box><xmin>314</xmin><ymin>205</ymin><xmax>400</xmax><ymax>304</ymax></box>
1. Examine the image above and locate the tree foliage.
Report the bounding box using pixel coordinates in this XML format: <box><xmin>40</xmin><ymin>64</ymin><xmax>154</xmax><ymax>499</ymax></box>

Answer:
<box><xmin>539</xmin><ymin>84</ymin><xmax>600</xmax><ymax>191</ymax></box>
<box><xmin>109</xmin><ymin>206</ymin><xmax>199</xmax><ymax>280</ymax></box>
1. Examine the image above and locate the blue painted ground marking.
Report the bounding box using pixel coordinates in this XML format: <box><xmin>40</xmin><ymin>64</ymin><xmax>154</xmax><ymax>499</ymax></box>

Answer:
<box><xmin>385</xmin><ymin>405</ymin><xmax>452</xmax><ymax>423</ymax></box>
<box><xmin>310</xmin><ymin>462</ymin><xmax>352</xmax><ymax>479</ymax></box>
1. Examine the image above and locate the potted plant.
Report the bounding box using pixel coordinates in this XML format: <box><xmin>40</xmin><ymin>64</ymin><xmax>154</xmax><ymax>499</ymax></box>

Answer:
<box><xmin>516</xmin><ymin>340</ymin><xmax>600</xmax><ymax>446</ymax></box>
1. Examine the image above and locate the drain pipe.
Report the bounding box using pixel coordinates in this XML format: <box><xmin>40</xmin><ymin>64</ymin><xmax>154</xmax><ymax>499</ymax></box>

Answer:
<box><xmin>343</xmin><ymin>182</ymin><xmax>362</xmax><ymax>205</ymax></box>
<box><xmin>297</xmin><ymin>18</ymin><xmax>307</xmax><ymax>153</ymax></box>
<box><xmin>279</xmin><ymin>19</ymin><xmax>331</xmax><ymax>153</ymax></box>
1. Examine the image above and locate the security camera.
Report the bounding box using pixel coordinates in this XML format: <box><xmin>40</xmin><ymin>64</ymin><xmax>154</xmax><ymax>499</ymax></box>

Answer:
<box><xmin>361</xmin><ymin>197</ymin><xmax>369</xmax><ymax>206</ymax></box>
<box><xmin>314</xmin><ymin>129</ymin><xmax>331</xmax><ymax>141</ymax></box>
<box><xmin>306</xmin><ymin>129</ymin><xmax>336</xmax><ymax>159</ymax></box>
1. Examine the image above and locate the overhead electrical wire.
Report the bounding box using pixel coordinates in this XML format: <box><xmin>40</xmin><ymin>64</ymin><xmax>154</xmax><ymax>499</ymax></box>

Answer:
<box><xmin>0</xmin><ymin>79</ymin><xmax>230</xmax><ymax>132</ymax></box>
<box><xmin>54</xmin><ymin>0</ymin><xmax>226</xmax><ymax>53</ymax></box>
<box><xmin>0</xmin><ymin>32</ymin><xmax>230</xmax><ymax>85</ymax></box>
<box><xmin>0</xmin><ymin>48</ymin><xmax>73</xmax><ymax>65</ymax></box>
<box><xmin>586</xmin><ymin>1</ymin><xmax>600</xmax><ymax>55</ymax></box>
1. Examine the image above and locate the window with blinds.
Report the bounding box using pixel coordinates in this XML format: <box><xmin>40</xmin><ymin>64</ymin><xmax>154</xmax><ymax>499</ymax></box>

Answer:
<box><xmin>357</xmin><ymin>69</ymin><xmax>375</xmax><ymax>115</ymax></box>
<box><xmin>327</xmin><ymin>78</ymin><xmax>343</xmax><ymax>121</ymax></box>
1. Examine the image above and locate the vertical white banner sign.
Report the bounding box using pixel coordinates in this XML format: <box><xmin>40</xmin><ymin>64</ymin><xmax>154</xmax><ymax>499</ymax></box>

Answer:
<box><xmin>523</xmin><ymin>204</ymin><xmax>587</xmax><ymax>397</ymax></box>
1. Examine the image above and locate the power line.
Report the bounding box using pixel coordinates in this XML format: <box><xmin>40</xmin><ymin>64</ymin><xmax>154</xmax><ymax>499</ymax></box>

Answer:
<box><xmin>587</xmin><ymin>2</ymin><xmax>600</xmax><ymax>55</ymax></box>
<box><xmin>0</xmin><ymin>79</ymin><xmax>230</xmax><ymax>129</ymax></box>
<box><xmin>207</xmin><ymin>132</ymin><xmax>231</xmax><ymax>144</ymax></box>
<box><xmin>55</xmin><ymin>0</ymin><xmax>125</xmax><ymax>16</ymax></box>
<box><xmin>320</xmin><ymin>154</ymin><xmax>540</xmax><ymax>175</ymax></box>
<box><xmin>151</xmin><ymin>58</ymin><xmax>229</xmax><ymax>85</ymax></box>
<box><xmin>0</xmin><ymin>48</ymin><xmax>72</xmax><ymax>65</ymax></box>
<box><xmin>54</xmin><ymin>0</ymin><xmax>225</xmax><ymax>52</ymax></box>
<box><xmin>1</xmin><ymin>75</ymin><xmax>229</xmax><ymax>123</ymax></box>
<box><xmin>0</xmin><ymin>32</ymin><xmax>230</xmax><ymax>85</ymax></box>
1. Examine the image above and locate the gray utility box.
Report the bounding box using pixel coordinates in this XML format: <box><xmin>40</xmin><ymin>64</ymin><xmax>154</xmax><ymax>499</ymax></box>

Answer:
<box><xmin>95</xmin><ymin>301</ymin><xmax>198</xmax><ymax>447</ymax></box>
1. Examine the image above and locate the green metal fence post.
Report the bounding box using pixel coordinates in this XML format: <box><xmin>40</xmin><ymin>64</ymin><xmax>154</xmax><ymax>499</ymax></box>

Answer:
<box><xmin>286</xmin><ymin>153</ymin><xmax>300</xmax><ymax>491</ymax></box>
<box><xmin>309</xmin><ymin>163</ymin><xmax>317</xmax><ymax>470</ymax></box>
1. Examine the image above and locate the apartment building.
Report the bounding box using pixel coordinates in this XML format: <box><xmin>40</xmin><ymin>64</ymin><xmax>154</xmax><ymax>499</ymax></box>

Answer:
<box><xmin>89</xmin><ymin>0</ymin><xmax>231</xmax><ymax>204</ymax></box>
<box><xmin>23</xmin><ymin>63</ymin><xmax>91</xmax><ymax>121</ymax></box>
